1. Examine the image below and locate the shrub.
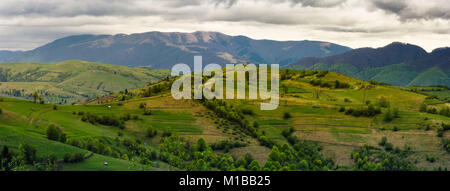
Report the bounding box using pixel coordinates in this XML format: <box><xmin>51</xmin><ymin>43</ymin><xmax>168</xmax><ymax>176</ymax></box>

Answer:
<box><xmin>46</xmin><ymin>124</ymin><xmax>60</xmax><ymax>141</ymax></box>
<box><xmin>383</xmin><ymin>110</ymin><xmax>394</xmax><ymax>122</ymax></box>
<box><xmin>393</xmin><ymin>108</ymin><xmax>400</xmax><ymax>118</ymax></box>
<box><xmin>384</xmin><ymin>143</ymin><xmax>393</xmax><ymax>151</ymax></box>
<box><xmin>442</xmin><ymin>123</ymin><xmax>450</xmax><ymax>131</ymax></box>
<box><xmin>81</xmin><ymin>113</ymin><xmax>124</xmax><ymax>128</ymax></box>
<box><xmin>162</xmin><ymin>131</ymin><xmax>172</xmax><ymax>137</ymax></box>
<box><xmin>316</xmin><ymin>70</ymin><xmax>328</xmax><ymax>77</ymax></box>
<box><xmin>283</xmin><ymin>112</ymin><xmax>292</xmax><ymax>119</ymax></box>
<box><xmin>242</xmin><ymin>108</ymin><xmax>254</xmax><ymax>115</ymax></box>
<box><xmin>286</xmin><ymin>135</ymin><xmax>299</xmax><ymax>145</ymax></box>
<box><xmin>71</xmin><ymin>152</ymin><xmax>85</xmax><ymax>163</ymax></box>
<box><xmin>439</xmin><ymin>107</ymin><xmax>450</xmax><ymax>117</ymax></box>
<box><xmin>258</xmin><ymin>135</ymin><xmax>273</xmax><ymax>148</ymax></box>
<box><xmin>427</xmin><ymin>108</ymin><xmax>437</xmax><ymax>114</ymax></box>
<box><xmin>379</xmin><ymin>136</ymin><xmax>387</xmax><ymax>146</ymax></box>
<box><xmin>281</xmin><ymin>127</ymin><xmax>294</xmax><ymax>138</ymax></box>
<box><xmin>441</xmin><ymin>139</ymin><xmax>450</xmax><ymax>153</ymax></box>
<box><xmin>59</xmin><ymin>133</ymin><xmax>67</xmax><ymax>143</ymax></box>
<box><xmin>344</xmin><ymin>105</ymin><xmax>381</xmax><ymax>117</ymax></box>
<box><xmin>334</xmin><ymin>80</ymin><xmax>350</xmax><ymax>89</ymax></box>
<box><xmin>63</xmin><ymin>153</ymin><xmax>72</xmax><ymax>163</ymax></box>
<box><xmin>19</xmin><ymin>143</ymin><xmax>37</xmax><ymax>163</ymax></box>
<box><xmin>437</xmin><ymin>128</ymin><xmax>444</xmax><ymax>137</ymax></box>
<box><xmin>143</xmin><ymin>109</ymin><xmax>152</xmax><ymax>115</ymax></box>
<box><xmin>211</xmin><ymin>140</ymin><xmax>247</xmax><ymax>151</ymax></box>
<box><xmin>377</xmin><ymin>97</ymin><xmax>390</xmax><ymax>108</ymax></box>
<box><xmin>426</xmin><ymin>155</ymin><xmax>436</xmax><ymax>163</ymax></box>
<box><xmin>197</xmin><ymin>138</ymin><xmax>207</xmax><ymax>152</ymax></box>
<box><xmin>253</xmin><ymin>121</ymin><xmax>259</xmax><ymax>129</ymax></box>
<box><xmin>392</xmin><ymin>126</ymin><xmax>399</xmax><ymax>132</ymax></box>
<box><xmin>419</xmin><ymin>103</ymin><xmax>427</xmax><ymax>112</ymax></box>
<box><xmin>146</xmin><ymin>126</ymin><xmax>157</xmax><ymax>138</ymax></box>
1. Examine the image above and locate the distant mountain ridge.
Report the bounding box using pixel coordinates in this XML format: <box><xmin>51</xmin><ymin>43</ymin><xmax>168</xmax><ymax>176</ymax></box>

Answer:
<box><xmin>287</xmin><ymin>42</ymin><xmax>450</xmax><ymax>86</ymax></box>
<box><xmin>0</xmin><ymin>31</ymin><xmax>351</xmax><ymax>69</ymax></box>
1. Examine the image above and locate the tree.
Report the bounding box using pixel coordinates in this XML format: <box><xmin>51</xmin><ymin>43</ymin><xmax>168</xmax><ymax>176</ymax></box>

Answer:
<box><xmin>146</xmin><ymin>126</ymin><xmax>157</xmax><ymax>138</ymax></box>
<box><xmin>419</xmin><ymin>103</ymin><xmax>427</xmax><ymax>112</ymax></box>
<box><xmin>71</xmin><ymin>152</ymin><xmax>85</xmax><ymax>163</ymax></box>
<box><xmin>46</xmin><ymin>124</ymin><xmax>60</xmax><ymax>141</ymax></box>
<box><xmin>383</xmin><ymin>110</ymin><xmax>394</xmax><ymax>122</ymax></box>
<box><xmin>19</xmin><ymin>143</ymin><xmax>37</xmax><ymax>163</ymax></box>
<box><xmin>283</xmin><ymin>112</ymin><xmax>292</xmax><ymax>119</ymax></box>
<box><xmin>0</xmin><ymin>146</ymin><xmax>12</xmax><ymax>170</ymax></box>
<box><xmin>197</xmin><ymin>138</ymin><xmax>207</xmax><ymax>152</ymax></box>
<box><xmin>32</xmin><ymin>91</ymin><xmax>39</xmax><ymax>103</ymax></box>
<box><xmin>379</xmin><ymin>136</ymin><xmax>387</xmax><ymax>146</ymax></box>
<box><xmin>59</xmin><ymin>133</ymin><xmax>67</xmax><ymax>143</ymax></box>
<box><xmin>268</xmin><ymin>146</ymin><xmax>281</xmax><ymax>162</ymax></box>
<box><xmin>235</xmin><ymin>157</ymin><xmax>247</xmax><ymax>168</ymax></box>
<box><xmin>248</xmin><ymin>160</ymin><xmax>261</xmax><ymax>171</ymax></box>
<box><xmin>244</xmin><ymin>153</ymin><xmax>254</xmax><ymax>167</ymax></box>
<box><xmin>63</xmin><ymin>153</ymin><xmax>72</xmax><ymax>162</ymax></box>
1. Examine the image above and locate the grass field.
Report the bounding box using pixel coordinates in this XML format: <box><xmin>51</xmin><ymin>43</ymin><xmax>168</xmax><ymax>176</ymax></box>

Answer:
<box><xmin>0</xmin><ymin>60</ymin><xmax>169</xmax><ymax>104</ymax></box>
<box><xmin>0</xmin><ymin>68</ymin><xmax>449</xmax><ymax>171</ymax></box>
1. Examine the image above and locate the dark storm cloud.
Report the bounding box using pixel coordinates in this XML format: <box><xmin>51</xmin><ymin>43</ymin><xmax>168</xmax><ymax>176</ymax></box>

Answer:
<box><xmin>0</xmin><ymin>0</ymin><xmax>448</xmax><ymax>51</ymax></box>
<box><xmin>288</xmin><ymin>0</ymin><xmax>346</xmax><ymax>7</ymax></box>
<box><xmin>0</xmin><ymin>0</ymin><xmax>166</xmax><ymax>17</ymax></box>
<box><xmin>371</xmin><ymin>0</ymin><xmax>450</xmax><ymax>20</ymax></box>
<box><xmin>0</xmin><ymin>0</ymin><xmax>240</xmax><ymax>17</ymax></box>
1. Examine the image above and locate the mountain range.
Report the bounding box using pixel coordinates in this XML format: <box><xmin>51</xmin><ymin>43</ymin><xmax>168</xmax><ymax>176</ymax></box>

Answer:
<box><xmin>286</xmin><ymin>42</ymin><xmax>450</xmax><ymax>86</ymax></box>
<box><xmin>0</xmin><ymin>31</ymin><xmax>448</xmax><ymax>86</ymax></box>
<box><xmin>0</xmin><ymin>31</ymin><xmax>350</xmax><ymax>68</ymax></box>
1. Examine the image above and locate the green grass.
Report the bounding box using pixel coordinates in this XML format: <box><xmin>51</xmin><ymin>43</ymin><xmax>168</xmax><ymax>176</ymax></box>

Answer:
<box><xmin>0</xmin><ymin>124</ymin><xmax>87</xmax><ymax>159</ymax></box>
<box><xmin>1</xmin><ymin>69</ymin><xmax>449</xmax><ymax>170</ymax></box>
<box><xmin>0</xmin><ymin>61</ymin><xmax>169</xmax><ymax>104</ymax></box>
<box><xmin>61</xmin><ymin>154</ymin><xmax>142</xmax><ymax>171</ymax></box>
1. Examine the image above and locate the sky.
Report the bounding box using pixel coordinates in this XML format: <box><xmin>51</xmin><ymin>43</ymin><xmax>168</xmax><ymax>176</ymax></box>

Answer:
<box><xmin>0</xmin><ymin>0</ymin><xmax>448</xmax><ymax>52</ymax></box>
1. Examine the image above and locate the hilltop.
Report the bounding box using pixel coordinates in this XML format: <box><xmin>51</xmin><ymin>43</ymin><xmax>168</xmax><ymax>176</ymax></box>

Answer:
<box><xmin>0</xmin><ymin>31</ymin><xmax>351</xmax><ymax>68</ymax></box>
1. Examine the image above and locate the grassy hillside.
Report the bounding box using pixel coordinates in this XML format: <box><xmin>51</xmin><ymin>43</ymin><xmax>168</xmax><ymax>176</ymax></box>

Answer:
<box><xmin>288</xmin><ymin>62</ymin><xmax>450</xmax><ymax>87</ymax></box>
<box><xmin>0</xmin><ymin>60</ymin><xmax>169</xmax><ymax>104</ymax></box>
<box><xmin>286</xmin><ymin>43</ymin><xmax>450</xmax><ymax>86</ymax></box>
<box><xmin>0</xmin><ymin>69</ymin><xmax>449</xmax><ymax>171</ymax></box>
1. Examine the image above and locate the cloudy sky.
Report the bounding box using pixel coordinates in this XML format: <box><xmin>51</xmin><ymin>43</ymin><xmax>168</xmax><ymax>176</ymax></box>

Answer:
<box><xmin>0</xmin><ymin>0</ymin><xmax>448</xmax><ymax>51</ymax></box>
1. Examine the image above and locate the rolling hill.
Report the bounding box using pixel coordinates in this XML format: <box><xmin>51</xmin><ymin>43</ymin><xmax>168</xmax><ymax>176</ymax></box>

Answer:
<box><xmin>0</xmin><ymin>31</ymin><xmax>351</xmax><ymax>68</ymax></box>
<box><xmin>0</xmin><ymin>60</ymin><xmax>169</xmax><ymax>104</ymax></box>
<box><xmin>287</xmin><ymin>42</ymin><xmax>450</xmax><ymax>86</ymax></box>
<box><xmin>0</xmin><ymin>69</ymin><xmax>448</xmax><ymax>171</ymax></box>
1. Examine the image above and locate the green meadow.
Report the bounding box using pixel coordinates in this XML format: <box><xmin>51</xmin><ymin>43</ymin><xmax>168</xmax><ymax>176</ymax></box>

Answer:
<box><xmin>0</xmin><ymin>66</ymin><xmax>449</xmax><ymax>171</ymax></box>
